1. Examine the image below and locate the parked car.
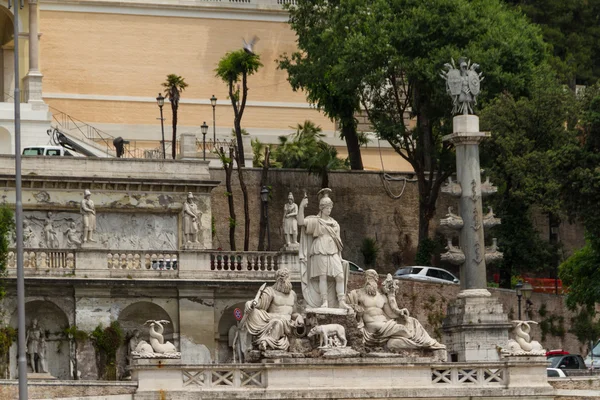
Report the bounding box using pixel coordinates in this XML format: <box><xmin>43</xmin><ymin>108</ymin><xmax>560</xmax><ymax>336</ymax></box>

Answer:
<box><xmin>347</xmin><ymin>261</ymin><xmax>364</xmax><ymax>273</ymax></box>
<box><xmin>584</xmin><ymin>340</ymin><xmax>600</xmax><ymax>369</ymax></box>
<box><xmin>23</xmin><ymin>145</ymin><xmax>75</xmax><ymax>156</ymax></box>
<box><xmin>394</xmin><ymin>266</ymin><xmax>459</xmax><ymax>285</ymax></box>
<box><xmin>547</xmin><ymin>354</ymin><xmax>587</xmax><ymax>371</ymax></box>
<box><xmin>546</xmin><ymin>349</ymin><xmax>569</xmax><ymax>357</ymax></box>
<box><xmin>546</xmin><ymin>368</ymin><xmax>567</xmax><ymax>378</ymax></box>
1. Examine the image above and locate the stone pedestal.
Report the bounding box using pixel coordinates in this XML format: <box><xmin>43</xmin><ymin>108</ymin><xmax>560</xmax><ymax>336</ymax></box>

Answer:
<box><xmin>24</xmin><ymin>71</ymin><xmax>44</xmax><ymax>106</ymax></box>
<box><xmin>443</xmin><ymin>295</ymin><xmax>511</xmax><ymax>362</ymax></box>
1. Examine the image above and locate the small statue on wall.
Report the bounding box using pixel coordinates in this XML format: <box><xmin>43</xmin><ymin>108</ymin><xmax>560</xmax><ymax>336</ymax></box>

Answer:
<box><xmin>502</xmin><ymin>320</ymin><xmax>545</xmax><ymax>356</ymax></box>
<box><xmin>65</xmin><ymin>221</ymin><xmax>82</xmax><ymax>248</ymax></box>
<box><xmin>282</xmin><ymin>192</ymin><xmax>298</xmax><ymax>249</ymax></box>
<box><xmin>131</xmin><ymin>320</ymin><xmax>180</xmax><ymax>358</ymax></box>
<box><xmin>26</xmin><ymin>318</ymin><xmax>44</xmax><ymax>373</ymax></box>
<box><xmin>23</xmin><ymin>220</ymin><xmax>36</xmax><ymax>248</ymax></box>
<box><xmin>42</xmin><ymin>212</ymin><xmax>60</xmax><ymax>249</ymax></box>
<box><xmin>81</xmin><ymin>189</ymin><xmax>96</xmax><ymax>243</ymax></box>
<box><xmin>182</xmin><ymin>192</ymin><xmax>200</xmax><ymax>245</ymax></box>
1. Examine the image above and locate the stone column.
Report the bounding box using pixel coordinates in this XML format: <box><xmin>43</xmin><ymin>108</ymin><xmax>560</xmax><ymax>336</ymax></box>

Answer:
<box><xmin>446</xmin><ymin>115</ymin><xmax>489</xmax><ymax>297</ymax></box>
<box><xmin>24</xmin><ymin>0</ymin><xmax>44</xmax><ymax>105</ymax></box>
<box><xmin>442</xmin><ymin>114</ymin><xmax>510</xmax><ymax>362</ymax></box>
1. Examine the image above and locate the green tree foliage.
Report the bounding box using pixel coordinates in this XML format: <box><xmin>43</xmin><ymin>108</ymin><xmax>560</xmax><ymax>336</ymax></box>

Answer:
<box><xmin>92</xmin><ymin>321</ymin><xmax>124</xmax><ymax>380</ymax></box>
<box><xmin>273</xmin><ymin>121</ymin><xmax>348</xmax><ymax>188</ymax></box>
<box><xmin>556</xmin><ymin>84</ymin><xmax>600</xmax><ymax>308</ymax></box>
<box><xmin>360</xmin><ymin>237</ymin><xmax>379</xmax><ymax>267</ymax></box>
<box><xmin>480</xmin><ymin>69</ymin><xmax>575</xmax><ymax>286</ymax></box>
<box><xmin>162</xmin><ymin>74</ymin><xmax>188</xmax><ymax>160</ymax></box>
<box><xmin>283</xmin><ymin>0</ymin><xmax>546</xmax><ymax>258</ymax></box>
<box><xmin>560</xmin><ymin>243</ymin><xmax>600</xmax><ymax>310</ymax></box>
<box><xmin>0</xmin><ymin>205</ymin><xmax>14</xmax><ymax>298</ymax></box>
<box><xmin>279</xmin><ymin>4</ymin><xmax>365</xmax><ymax>170</ymax></box>
<box><xmin>506</xmin><ymin>0</ymin><xmax>600</xmax><ymax>87</ymax></box>
<box><xmin>215</xmin><ymin>50</ymin><xmax>263</xmax><ymax>167</ymax></box>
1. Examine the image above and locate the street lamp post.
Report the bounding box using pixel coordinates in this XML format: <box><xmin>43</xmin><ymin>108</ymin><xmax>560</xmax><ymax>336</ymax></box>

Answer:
<box><xmin>515</xmin><ymin>281</ymin><xmax>534</xmax><ymax>320</ymax></box>
<box><xmin>9</xmin><ymin>0</ymin><xmax>29</xmax><ymax>398</ymax></box>
<box><xmin>210</xmin><ymin>95</ymin><xmax>217</xmax><ymax>143</ymax></box>
<box><xmin>201</xmin><ymin>122</ymin><xmax>209</xmax><ymax>161</ymax></box>
<box><xmin>515</xmin><ymin>281</ymin><xmax>523</xmax><ymax>320</ymax></box>
<box><xmin>261</xmin><ymin>186</ymin><xmax>271</xmax><ymax>251</ymax></box>
<box><xmin>156</xmin><ymin>93</ymin><xmax>166</xmax><ymax>159</ymax></box>
<box><xmin>522</xmin><ymin>282</ymin><xmax>533</xmax><ymax>318</ymax></box>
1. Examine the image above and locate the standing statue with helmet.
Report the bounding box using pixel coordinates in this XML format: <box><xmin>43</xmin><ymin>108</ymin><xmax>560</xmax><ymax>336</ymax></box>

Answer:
<box><xmin>297</xmin><ymin>188</ymin><xmax>351</xmax><ymax>311</ymax></box>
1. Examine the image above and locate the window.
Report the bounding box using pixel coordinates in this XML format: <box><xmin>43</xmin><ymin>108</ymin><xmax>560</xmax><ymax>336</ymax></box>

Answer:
<box><xmin>23</xmin><ymin>148</ymin><xmax>44</xmax><ymax>155</ymax></box>
<box><xmin>411</xmin><ymin>267</ymin><xmax>423</xmax><ymax>274</ymax></box>
<box><xmin>547</xmin><ymin>369</ymin><xmax>560</xmax><ymax>378</ymax></box>
<box><xmin>439</xmin><ymin>271</ymin><xmax>456</xmax><ymax>282</ymax></box>
<box><xmin>427</xmin><ymin>269</ymin><xmax>441</xmax><ymax>278</ymax></box>
<box><xmin>46</xmin><ymin>149</ymin><xmax>61</xmax><ymax>156</ymax></box>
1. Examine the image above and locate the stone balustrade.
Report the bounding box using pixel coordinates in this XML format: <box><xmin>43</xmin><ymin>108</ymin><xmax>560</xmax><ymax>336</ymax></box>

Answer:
<box><xmin>132</xmin><ymin>357</ymin><xmax>552</xmax><ymax>398</ymax></box>
<box><xmin>6</xmin><ymin>248</ymin><xmax>300</xmax><ymax>280</ymax></box>
<box><xmin>8</xmin><ymin>249</ymin><xmax>75</xmax><ymax>270</ymax></box>
<box><xmin>431</xmin><ymin>365</ymin><xmax>507</xmax><ymax>385</ymax></box>
<box><xmin>182</xmin><ymin>366</ymin><xmax>266</xmax><ymax>389</ymax></box>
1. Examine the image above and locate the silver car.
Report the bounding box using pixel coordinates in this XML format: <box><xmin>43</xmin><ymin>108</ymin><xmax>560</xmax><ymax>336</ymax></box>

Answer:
<box><xmin>393</xmin><ymin>266</ymin><xmax>459</xmax><ymax>285</ymax></box>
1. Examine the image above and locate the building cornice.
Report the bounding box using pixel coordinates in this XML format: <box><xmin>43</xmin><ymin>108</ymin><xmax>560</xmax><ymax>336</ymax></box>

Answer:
<box><xmin>39</xmin><ymin>0</ymin><xmax>290</xmax><ymax>23</ymax></box>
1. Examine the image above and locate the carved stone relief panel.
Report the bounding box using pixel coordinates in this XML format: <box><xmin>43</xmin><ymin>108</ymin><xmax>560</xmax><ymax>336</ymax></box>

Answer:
<box><xmin>19</xmin><ymin>211</ymin><xmax>177</xmax><ymax>251</ymax></box>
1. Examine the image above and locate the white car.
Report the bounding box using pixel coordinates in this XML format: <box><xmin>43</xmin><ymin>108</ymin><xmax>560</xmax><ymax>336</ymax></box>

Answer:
<box><xmin>547</xmin><ymin>368</ymin><xmax>567</xmax><ymax>378</ymax></box>
<box><xmin>393</xmin><ymin>266</ymin><xmax>459</xmax><ymax>285</ymax></box>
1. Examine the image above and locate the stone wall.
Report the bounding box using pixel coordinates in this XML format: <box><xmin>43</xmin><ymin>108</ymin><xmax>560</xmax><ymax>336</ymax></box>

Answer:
<box><xmin>210</xmin><ymin>168</ymin><xmax>585</xmax><ymax>275</ymax></box>
<box><xmin>0</xmin><ymin>380</ymin><xmax>136</xmax><ymax>400</ymax></box>
<box><xmin>346</xmin><ymin>273</ymin><xmax>583</xmax><ymax>355</ymax></box>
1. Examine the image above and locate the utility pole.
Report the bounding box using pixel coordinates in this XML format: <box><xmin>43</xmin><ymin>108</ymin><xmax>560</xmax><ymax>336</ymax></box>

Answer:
<box><xmin>9</xmin><ymin>0</ymin><xmax>28</xmax><ymax>398</ymax></box>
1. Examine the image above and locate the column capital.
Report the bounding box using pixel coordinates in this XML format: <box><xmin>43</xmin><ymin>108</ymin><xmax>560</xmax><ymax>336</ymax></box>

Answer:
<box><xmin>28</xmin><ymin>0</ymin><xmax>39</xmax><ymax>5</ymax></box>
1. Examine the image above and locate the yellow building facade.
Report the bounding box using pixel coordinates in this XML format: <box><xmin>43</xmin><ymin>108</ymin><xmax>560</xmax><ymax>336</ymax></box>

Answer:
<box><xmin>1</xmin><ymin>0</ymin><xmax>410</xmax><ymax>171</ymax></box>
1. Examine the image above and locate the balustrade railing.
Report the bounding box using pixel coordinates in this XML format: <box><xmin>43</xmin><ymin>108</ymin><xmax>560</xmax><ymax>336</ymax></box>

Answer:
<box><xmin>431</xmin><ymin>366</ymin><xmax>507</xmax><ymax>386</ymax></box>
<box><xmin>196</xmin><ymin>138</ymin><xmax>236</xmax><ymax>156</ymax></box>
<box><xmin>7</xmin><ymin>249</ymin><xmax>75</xmax><ymax>269</ymax></box>
<box><xmin>107</xmin><ymin>252</ymin><xmax>179</xmax><ymax>271</ymax></box>
<box><xmin>6</xmin><ymin>248</ymin><xmax>297</xmax><ymax>279</ymax></box>
<box><xmin>210</xmin><ymin>252</ymin><xmax>279</xmax><ymax>271</ymax></box>
<box><xmin>182</xmin><ymin>366</ymin><xmax>266</xmax><ymax>388</ymax></box>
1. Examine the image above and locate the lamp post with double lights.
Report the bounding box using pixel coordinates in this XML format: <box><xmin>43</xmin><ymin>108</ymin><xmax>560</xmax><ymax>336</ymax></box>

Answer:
<box><xmin>156</xmin><ymin>93</ymin><xmax>166</xmax><ymax>159</ymax></box>
<box><xmin>201</xmin><ymin>122</ymin><xmax>209</xmax><ymax>161</ymax></box>
<box><xmin>261</xmin><ymin>186</ymin><xmax>271</xmax><ymax>251</ymax></box>
<box><xmin>210</xmin><ymin>95</ymin><xmax>217</xmax><ymax>143</ymax></box>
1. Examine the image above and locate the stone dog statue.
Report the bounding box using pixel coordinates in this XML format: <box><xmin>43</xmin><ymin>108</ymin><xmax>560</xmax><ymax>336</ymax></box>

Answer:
<box><xmin>308</xmin><ymin>324</ymin><xmax>347</xmax><ymax>348</ymax></box>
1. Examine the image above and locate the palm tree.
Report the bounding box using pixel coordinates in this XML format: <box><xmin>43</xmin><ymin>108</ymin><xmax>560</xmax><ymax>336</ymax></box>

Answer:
<box><xmin>162</xmin><ymin>74</ymin><xmax>188</xmax><ymax>159</ymax></box>
<box><xmin>215</xmin><ymin>50</ymin><xmax>262</xmax><ymax>166</ymax></box>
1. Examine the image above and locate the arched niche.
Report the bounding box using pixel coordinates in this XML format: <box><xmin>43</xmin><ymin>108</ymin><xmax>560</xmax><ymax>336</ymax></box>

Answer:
<box><xmin>217</xmin><ymin>302</ymin><xmax>246</xmax><ymax>363</ymax></box>
<box><xmin>116</xmin><ymin>301</ymin><xmax>175</xmax><ymax>379</ymax></box>
<box><xmin>9</xmin><ymin>300</ymin><xmax>71</xmax><ymax>379</ymax></box>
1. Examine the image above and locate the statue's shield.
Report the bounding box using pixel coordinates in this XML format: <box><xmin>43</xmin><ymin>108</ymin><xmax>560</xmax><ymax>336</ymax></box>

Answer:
<box><xmin>468</xmin><ymin>70</ymin><xmax>480</xmax><ymax>96</ymax></box>
<box><xmin>446</xmin><ymin>69</ymin><xmax>462</xmax><ymax>96</ymax></box>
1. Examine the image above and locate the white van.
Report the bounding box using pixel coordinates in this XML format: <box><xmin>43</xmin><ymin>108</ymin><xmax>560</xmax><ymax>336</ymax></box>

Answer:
<box><xmin>584</xmin><ymin>340</ymin><xmax>600</xmax><ymax>369</ymax></box>
<box><xmin>23</xmin><ymin>146</ymin><xmax>75</xmax><ymax>156</ymax></box>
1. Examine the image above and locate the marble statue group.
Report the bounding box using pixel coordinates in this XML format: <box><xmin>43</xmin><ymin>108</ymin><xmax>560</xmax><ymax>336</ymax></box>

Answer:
<box><xmin>230</xmin><ymin>188</ymin><xmax>447</xmax><ymax>360</ymax></box>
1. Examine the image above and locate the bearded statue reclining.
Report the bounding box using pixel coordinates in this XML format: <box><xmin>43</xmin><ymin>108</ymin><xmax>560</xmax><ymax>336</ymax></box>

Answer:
<box><xmin>347</xmin><ymin>269</ymin><xmax>446</xmax><ymax>352</ymax></box>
